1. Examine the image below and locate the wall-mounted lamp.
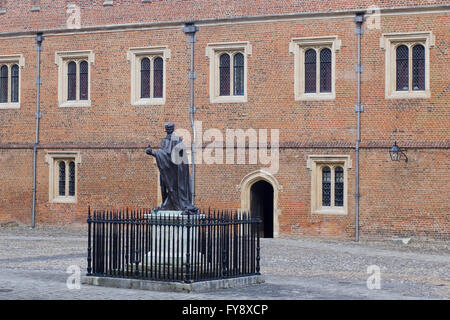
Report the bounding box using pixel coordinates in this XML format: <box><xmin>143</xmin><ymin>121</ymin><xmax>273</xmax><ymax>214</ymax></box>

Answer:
<box><xmin>389</xmin><ymin>142</ymin><xmax>408</xmax><ymax>163</ymax></box>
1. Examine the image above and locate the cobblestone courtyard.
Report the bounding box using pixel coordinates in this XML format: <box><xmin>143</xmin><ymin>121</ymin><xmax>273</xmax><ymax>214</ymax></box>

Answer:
<box><xmin>0</xmin><ymin>225</ymin><xmax>448</xmax><ymax>299</ymax></box>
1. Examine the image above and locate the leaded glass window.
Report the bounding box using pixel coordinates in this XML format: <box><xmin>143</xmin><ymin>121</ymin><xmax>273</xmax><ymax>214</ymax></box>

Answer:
<box><xmin>412</xmin><ymin>44</ymin><xmax>425</xmax><ymax>91</ymax></box>
<box><xmin>153</xmin><ymin>57</ymin><xmax>163</xmax><ymax>98</ymax></box>
<box><xmin>11</xmin><ymin>64</ymin><xmax>19</xmax><ymax>103</ymax></box>
<box><xmin>219</xmin><ymin>53</ymin><xmax>230</xmax><ymax>96</ymax></box>
<box><xmin>304</xmin><ymin>49</ymin><xmax>316</xmax><ymax>93</ymax></box>
<box><xmin>69</xmin><ymin>161</ymin><xmax>75</xmax><ymax>197</ymax></box>
<box><xmin>140</xmin><ymin>58</ymin><xmax>150</xmax><ymax>99</ymax></box>
<box><xmin>322</xmin><ymin>166</ymin><xmax>331</xmax><ymax>206</ymax></box>
<box><xmin>334</xmin><ymin>166</ymin><xmax>344</xmax><ymax>207</ymax></box>
<box><xmin>396</xmin><ymin>45</ymin><xmax>409</xmax><ymax>91</ymax></box>
<box><xmin>79</xmin><ymin>61</ymin><xmax>88</xmax><ymax>100</ymax></box>
<box><xmin>233</xmin><ymin>53</ymin><xmax>244</xmax><ymax>96</ymax></box>
<box><xmin>58</xmin><ymin>161</ymin><xmax>66</xmax><ymax>196</ymax></box>
<box><xmin>0</xmin><ymin>65</ymin><xmax>7</xmax><ymax>103</ymax></box>
<box><xmin>67</xmin><ymin>61</ymin><xmax>77</xmax><ymax>100</ymax></box>
<box><xmin>320</xmin><ymin>48</ymin><xmax>332</xmax><ymax>93</ymax></box>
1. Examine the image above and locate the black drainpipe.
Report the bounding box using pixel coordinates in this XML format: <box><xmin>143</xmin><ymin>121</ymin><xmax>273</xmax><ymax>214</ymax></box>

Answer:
<box><xmin>31</xmin><ymin>32</ymin><xmax>44</xmax><ymax>228</ymax></box>
<box><xmin>182</xmin><ymin>23</ymin><xmax>199</xmax><ymax>206</ymax></box>
<box><xmin>354</xmin><ymin>13</ymin><xmax>365</xmax><ymax>241</ymax></box>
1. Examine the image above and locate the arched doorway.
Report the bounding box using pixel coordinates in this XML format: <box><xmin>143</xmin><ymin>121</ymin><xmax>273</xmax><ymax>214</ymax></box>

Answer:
<box><xmin>250</xmin><ymin>180</ymin><xmax>274</xmax><ymax>238</ymax></box>
<box><xmin>238</xmin><ymin>169</ymin><xmax>282</xmax><ymax>238</ymax></box>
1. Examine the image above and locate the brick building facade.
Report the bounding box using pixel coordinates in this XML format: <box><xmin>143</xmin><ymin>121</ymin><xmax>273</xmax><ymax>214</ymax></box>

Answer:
<box><xmin>0</xmin><ymin>1</ymin><xmax>449</xmax><ymax>240</ymax></box>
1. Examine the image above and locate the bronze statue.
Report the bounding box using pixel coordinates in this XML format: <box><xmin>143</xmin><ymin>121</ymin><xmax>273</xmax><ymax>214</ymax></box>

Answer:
<box><xmin>146</xmin><ymin>122</ymin><xmax>198</xmax><ymax>214</ymax></box>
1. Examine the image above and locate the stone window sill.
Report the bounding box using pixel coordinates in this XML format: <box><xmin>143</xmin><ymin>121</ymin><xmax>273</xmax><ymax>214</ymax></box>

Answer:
<box><xmin>0</xmin><ymin>102</ymin><xmax>20</xmax><ymax>109</ymax></box>
<box><xmin>51</xmin><ymin>197</ymin><xmax>77</xmax><ymax>204</ymax></box>
<box><xmin>132</xmin><ymin>98</ymin><xmax>165</xmax><ymax>106</ymax></box>
<box><xmin>313</xmin><ymin>207</ymin><xmax>347</xmax><ymax>215</ymax></box>
<box><xmin>59</xmin><ymin>100</ymin><xmax>91</xmax><ymax>108</ymax></box>
<box><xmin>386</xmin><ymin>90</ymin><xmax>430</xmax><ymax>99</ymax></box>
<box><xmin>211</xmin><ymin>95</ymin><xmax>247</xmax><ymax>104</ymax></box>
<box><xmin>296</xmin><ymin>92</ymin><xmax>335</xmax><ymax>101</ymax></box>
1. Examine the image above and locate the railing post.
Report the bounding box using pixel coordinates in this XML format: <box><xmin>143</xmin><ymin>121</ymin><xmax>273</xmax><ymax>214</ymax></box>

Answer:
<box><xmin>185</xmin><ymin>212</ymin><xmax>192</xmax><ymax>283</ymax></box>
<box><xmin>256</xmin><ymin>217</ymin><xmax>261</xmax><ymax>274</ymax></box>
<box><xmin>87</xmin><ymin>206</ymin><xmax>92</xmax><ymax>275</ymax></box>
<box><xmin>134</xmin><ymin>210</ymin><xmax>139</xmax><ymax>277</ymax></box>
<box><xmin>221</xmin><ymin>211</ymin><xmax>227</xmax><ymax>277</ymax></box>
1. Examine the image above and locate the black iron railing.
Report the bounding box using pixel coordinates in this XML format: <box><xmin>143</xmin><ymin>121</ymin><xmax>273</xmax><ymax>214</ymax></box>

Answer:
<box><xmin>86</xmin><ymin>207</ymin><xmax>261</xmax><ymax>283</ymax></box>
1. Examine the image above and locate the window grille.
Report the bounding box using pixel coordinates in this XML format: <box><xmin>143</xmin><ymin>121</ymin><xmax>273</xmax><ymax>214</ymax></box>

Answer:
<box><xmin>11</xmin><ymin>64</ymin><xmax>19</xmax><ymax>103</ymax></box>
<box><xmin>59</xmin><ymin>162</ymin><xmax>66</xmax><ymax>196</ymax></box>
<box><xmin>412</xmin><ymin>44</ymin><xmax>425</xmax><ymax>91</ymax></box>
<box><xmin>140</xmin><ymin>58</ymin><xmax>150</xmax><ymax>99</ymax></box>
<box><xmin>219</xmin><ymin>53</ymin><xmax>230</xmax><ymax>96</ymax></box>
<box><xmin>67</xmin><ymin>61</ymin><xmax>77</xmax><ymax>100</ymax></box>
<box><xmin>0</xmin><ymin>65</ymin><xmax>7</xmax><ymax>103</ymax></box>
<box><xmin>304</xmin><ymin>49</ymin><xmax>316</xmax><ymax>93</ymax></box>
<box><xmin>322</xmin><ymin>166</ymin><xmax>331</xmax><ymax>206</ymax></box>
<box><xmin>153</xmin><ymin>57</ymin><xmax>163</xmax><ymax>98</ymax></box>
<box><xmin>396</xmin><ymin>45</ymin><xmax>409</xmax><ymax>91</ymax></box>
<box><xmin>79</xmin><ymin>61</ymin><xmax>89</xmax><ymax>100</ymax></box>
<box><xmin>320</xmin><ymin>48</ymin><xmax>332</xmax><ymax>93</ymax></box>
<box><xmin>233</xmin><ymin>53</ymin><xmax>244</xmax><ymax>96</ymax></box>
<box><xmin>334</xmin><ymin>166</ymin><xmax>344</xmax><ymax>207</ymax></box>
<box><xmin>69</xmin><ymin>161</ymin><xmax>76</xmax><ymax>197</ymax></box>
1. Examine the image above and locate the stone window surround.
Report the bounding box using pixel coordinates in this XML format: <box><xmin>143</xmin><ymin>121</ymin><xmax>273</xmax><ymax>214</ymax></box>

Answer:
<box><xmin>380</xmin><ymin>31</ymin><xmax>434</xmax><ymax>99</ymax></box>
<box><xmin>307</xmin><ymin>155</ymin><xmax>351</xmax><ymax>215</ymax></box>
<box><xmin>45</xmin><ymin>151</ymin><xmax>81</xmax><ymax>204</ymax></box>
<box><xmin>55</xmin><ymin>50</ymin><xmax>94</xmax><ymax>108</ymax></box>
<box><xmin>127</xmin><ymin>46</ymin><xmax>171</xmax><ymax>106</ymax></box>
<box><xmin>290</xmin><ymin>36</ymin><xmax>341</xmax><ymax>101</ymax></box>
<box><xmin>206</xmin><ymin>41</ymin><xmax>252</xmax><ymax>104</ymax></box>
<box><xmin>0</xmin><ymin>54</ymin><xmax>25</xmax><ymax>109</ymax></box>
<box><xmin>31</xmin><ymin>0</ymin><xmax>40</xmax><ymax>11</ymax></box>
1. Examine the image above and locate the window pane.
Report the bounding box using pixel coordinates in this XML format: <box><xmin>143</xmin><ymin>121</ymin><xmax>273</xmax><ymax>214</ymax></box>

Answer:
<box><xmin>233</xmin><ymin>53</ymin><xmax>244</xmax><ymax>96</ymax></box>
<box><xmin>140</xmin><ymin>58</ymin><xmax>150</xmax><ymax>99</ymax></box>
<box><xmin>79</xmin><ymin>61</ymin><xmax>88</xmax><ymax>100</ymax></box>
<box><xmin>59</xmin><ymin>162</ymin><xmax>66</xmax><ymax>196</ymax></box>
<box><xmin>11</xmin><ymin>64</ymin><xmax>19</xmax><ymax>103</ymax></box>
<box><xmin>304</xmin><ymin>49</ymin><xmax>316</xmax><ymax>93</ymax></box>
<box><xmin>320</xmin><ymin>48</ymin><xmax>332</xmax><ymax>93</ymax></box>
<box><xmin>335</xmin><ymin>166</ymin><xmax>344</xmax><ymax>207</ymax></box>
<box><xmin>396</xmin><ymin>45</ymin><xmax>409</xmax><ymax>91</ymax></box>
<box><xmin>0</xmin><ymin>65</ymin><xmax>8</xmax><ymax>103</ymax></box>
<box><xmin>153</xmin><ymin>57</ymin><xmax>163</xmax><ymax>98</ymax></box>
<box><xmin>412</xmin><ymin>45</ymin><xmax>425</xmax><ymax>91</ymax></box>
<box><xmin>219</xmin><ymin>53</ymin><xmax>230</xmax><ymax>96</ymax></box>
<box><xmin>322</xmin><ymin>166</ymin><xmax>331</xmax><ymax>206</ymax></box>
<box><xmin>67</xmin><ymin>61</ymin><xmax>77</xmax><ymax>100</ymax></box>
<box><xmin>69</xmin><ymin>161</ymin><xmax>75</xmax><ymax>196</ymax></box>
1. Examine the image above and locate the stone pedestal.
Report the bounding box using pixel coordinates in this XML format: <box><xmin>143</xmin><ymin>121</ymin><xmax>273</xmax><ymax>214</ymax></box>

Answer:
<box><xmin>144</xmin><ymin>210</ymin><xmax>205</xmax><ymax>265</ymax></box>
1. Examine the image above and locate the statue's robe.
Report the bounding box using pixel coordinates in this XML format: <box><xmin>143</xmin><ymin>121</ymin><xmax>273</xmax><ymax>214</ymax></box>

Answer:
<box><xmin>154</xmin><ymin>134</ymin><xmax>192</xmax><ymax>211</ymax></box>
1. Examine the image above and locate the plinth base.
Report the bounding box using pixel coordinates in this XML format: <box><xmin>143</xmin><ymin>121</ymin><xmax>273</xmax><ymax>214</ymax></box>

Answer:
<box><xmin>82</xmin><ymin>274</ymin><xmax>264</xmax><ymax>293</ymax></box>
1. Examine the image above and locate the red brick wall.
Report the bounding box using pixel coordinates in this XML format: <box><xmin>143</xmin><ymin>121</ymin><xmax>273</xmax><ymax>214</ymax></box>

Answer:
<box><xmin>0</xmin><ymin>5</ymin><xmax>448</xmax><ymax>239</ymax></box>
<box><xmin>1</xmin><ymin>1</ymin><xmax>447</xmax><ymax>34</ymax></box>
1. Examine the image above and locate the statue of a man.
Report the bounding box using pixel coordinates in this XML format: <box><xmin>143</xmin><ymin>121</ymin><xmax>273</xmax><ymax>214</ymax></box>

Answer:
<box><xmin>146</xmin><ymin>122</ymin><xmax>198</xmax><ymax>214</ymax></box>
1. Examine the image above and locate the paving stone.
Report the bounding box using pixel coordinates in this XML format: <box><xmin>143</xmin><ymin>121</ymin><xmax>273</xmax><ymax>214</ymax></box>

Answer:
<box><xmin>0</xmin><ymin>226</ymin><xmax>448</xmax><ymax>299</ymax></box>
